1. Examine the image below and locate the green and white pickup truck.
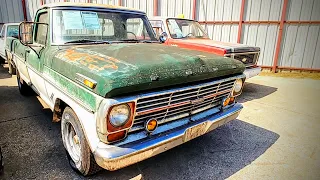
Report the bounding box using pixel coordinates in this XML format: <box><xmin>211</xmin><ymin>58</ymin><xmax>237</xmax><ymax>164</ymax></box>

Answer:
<box><xmin>6</xmin><ymin>3</ymin><xmax>246</xmax><ymax>176</ymax></box>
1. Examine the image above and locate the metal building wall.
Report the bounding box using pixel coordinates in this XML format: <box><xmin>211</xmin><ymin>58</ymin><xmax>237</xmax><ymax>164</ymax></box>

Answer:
<box><xmin>195</xmin><ymin>0</ymin><xmax>320</xmax><ymax>71</ymax></box>
<box><xmin>241</xmin><ymin>0</ymin><xmax>283</xmax><ymax>66</ymax></box>
<box><xmin>198</xmin><ymin>0</ymin><xmax>240</xmax><ymax>43</ymax></box>
<box><xmin>158</xmin><ymin>0</ymin><xmax>194</xmax><ymax>20</ymax></box>
<box><xmin>0</xmin><ymin>0</ymin><xmax>24</xmax><ymax>29</ymax></box>
<box><xmin>25</xmin><ymin>0</ymin><xmax>42</xmax><ymax>21</ymax></box>
<box><xmin>123</xmin><ymin>0</ymin><xmax>154</xmax><ymax>17</ymax></box>
<box><xmin>2</xmin><ymin>0</ymin><xmax>320</xmax><ymax>71</ymax></box>
<box><xmin>279</xmin><ymin>0</ymin><xmax>320</xmax><ymax>69</ymax></box>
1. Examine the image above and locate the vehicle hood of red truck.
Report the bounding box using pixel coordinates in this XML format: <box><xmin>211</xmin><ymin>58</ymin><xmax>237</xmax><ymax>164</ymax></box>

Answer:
<box><xmin>51</xmin><ymin>43</ymin><xmax>245</xmax><ymax>97</ymax></box>
<box><xmin>177</xmin><ymin>38</ymin><xmax>260</xmax><ymax>54</ymax></box>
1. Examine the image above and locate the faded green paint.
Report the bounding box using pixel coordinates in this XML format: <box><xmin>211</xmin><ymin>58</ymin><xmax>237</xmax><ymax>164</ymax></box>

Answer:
<box><xmin>43</xmin><ymin>66</ymin><xmax>98</xmax><ymax>111</ymax></box>
<box><xmin>51</xmin><ymin>43</ymin><xmax>245</xmax><ymax>97</ymax></box>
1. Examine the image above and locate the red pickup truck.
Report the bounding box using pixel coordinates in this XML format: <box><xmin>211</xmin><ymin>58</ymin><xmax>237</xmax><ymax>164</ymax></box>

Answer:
<box><xmin>150</xmin><ymin>17</ymin><xmax>261</xmax><ymax>79</ymax></box>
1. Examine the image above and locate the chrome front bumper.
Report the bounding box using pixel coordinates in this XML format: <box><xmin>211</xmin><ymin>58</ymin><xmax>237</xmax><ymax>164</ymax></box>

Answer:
<box><xmin>93</xmin><ymin>103</ymin><xmax>243</xmax><ymax>171</ymax></box>
<box><xmin>244</xmin><ymin>66</ymin><xmax>261</xmax><ymax>79</ymax></box>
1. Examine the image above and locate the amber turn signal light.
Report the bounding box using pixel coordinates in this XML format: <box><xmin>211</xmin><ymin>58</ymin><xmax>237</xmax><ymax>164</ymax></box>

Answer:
<box><xmin>145</xmin><ymin>119</ymin><xmax>158</xmax><ymax>132</ymax></box>
<box><xmin>84</xmin><ymin>79</ymin><xmax>96</xmax><ymax>89</ymax></box>
<box><xmin>222</xmin><ymin>98</ymin><xmax>231</xmax><ymax>107</ymax></box>
<box><xmin>107</xmin><ymin>131</ymin><xmax>126</xmax><ymax>142</ymax></box>
<box><xmin>229</xmin><ymin>97</ymin><xmax>235</xmax><ymax>105</ymax></box>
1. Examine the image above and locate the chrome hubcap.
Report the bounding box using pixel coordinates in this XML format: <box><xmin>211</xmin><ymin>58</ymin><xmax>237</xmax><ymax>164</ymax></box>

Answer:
<box><xmin>64</xmin><ymin>122</ymin><xmax>81</xmax><ymax>162</ymax></box>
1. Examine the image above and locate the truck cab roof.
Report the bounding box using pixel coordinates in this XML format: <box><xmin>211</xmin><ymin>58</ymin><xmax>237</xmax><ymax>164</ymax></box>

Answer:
<box><xmin>40</xmin><ymin>2</ymin><xmax>144</xmax><ymax>14</ymax></box>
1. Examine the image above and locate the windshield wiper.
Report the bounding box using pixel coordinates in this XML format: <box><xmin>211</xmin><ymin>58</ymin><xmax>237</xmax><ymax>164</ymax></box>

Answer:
<box><xmin>116</xmin><ymin>39</ymin><xmax>156</xmax><ymax>43</ymax></box>
<box><xmin>64</xmin><ymin>39</ymin><xmax>111</xmax><ymax>44</ymax></box>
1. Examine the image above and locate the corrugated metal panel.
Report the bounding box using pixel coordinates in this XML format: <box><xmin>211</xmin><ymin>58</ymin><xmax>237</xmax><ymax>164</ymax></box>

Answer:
<box><xmin>0</xmin><ymin>0</ymin><xmax>24</xmax><ymax>23</ymax></box>
<box><xmin>91</xmin><ymin>0</ymin><xmax>119</xmax><ymax>5</ymax></box>
<box><xmin>2</xmin><ymin>0</ymin><xmax>319</xmax><ymax>69</ymax></box>
<box><xmin>301</xmin><ymin>26</ymin><xmax>320</xmax><ymax>68</ymax></box>
<box><xmin>242</xmin><ymin>24</ymin><xmax>278</xmax><ymax>66</ymax></box>
<box><xmin>278</xmin><ymin>0</ymin><xmax>320</xmax><ymax>69</ymax></box>
<box><xmin>123</xmin><ymin>0</ymin><xmax>154</xmax><ymax>17</ymax></box>
<box><xmin>279</xmin><ymin>24</ymin><xmax>320</xmax><ymax>69</ymax></box>
<box><xmin>287</xmin><ymin>0</ymin><xmax>319</xmax><ymax>20</ymax></box>
<box><xmin>158</xmin><ymin>0</ymin><xmax>193</xmax><ymax>19</ymax></box>
<box><xmin>26</xmin><ymin>0</ymin><xmax>42</xmax><ymax>21</ymax></box>
<box><xmin>45</xmin><ymin>0</ymin><xmax>64</xmax><ymax>4</ymax></box>
<box><xmin>205</xmin><ymin>24</ymin><xmax>238</xmax><ymax>43</ymax></box>
<box><xmin>198</xmin><ymin>0</ymin><xmax>240</xmax><ymax>44</ymax></box>
<box><xmin>311</xmin><ymin>0</ymin><xmax>320</xmax><ymax>21</ymax></box>
<box><xmin>244</xmin><ymin>0</ymin><xmax>283</xmax><ymax>21</ymax></box>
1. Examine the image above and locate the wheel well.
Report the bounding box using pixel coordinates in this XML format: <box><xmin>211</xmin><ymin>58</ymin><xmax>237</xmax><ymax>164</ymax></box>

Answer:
<box><xmin>53</xmin><ymin>98</ymin><xmax>67</xmax><ymax>122</ymax></box>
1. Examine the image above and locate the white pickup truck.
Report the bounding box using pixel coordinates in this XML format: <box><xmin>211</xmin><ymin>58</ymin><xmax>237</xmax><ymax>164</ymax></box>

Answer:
<box><xmin>0</xmin><ymin>23</ymin><xmax>19</xmax><ymax>73</ymax></box>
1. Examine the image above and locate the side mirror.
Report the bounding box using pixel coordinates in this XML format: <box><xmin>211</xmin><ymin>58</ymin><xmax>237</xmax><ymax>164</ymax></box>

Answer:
<box><xmin>159</xmin><ymin>32</ymin><xmax>168</xmax><ymax>43</ymax></box>
<box><xmin>19</xmin><ymin>22</ymin><xmax>34</xmax><ymax>45</ymax></box>
<box><xmin>19</xmin><ymin>22</ymin><xmax>48</xmax><ymax>45</ymax></box>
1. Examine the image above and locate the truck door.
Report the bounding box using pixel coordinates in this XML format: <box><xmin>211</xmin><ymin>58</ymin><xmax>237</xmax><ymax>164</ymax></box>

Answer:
<box><xmin>25</xmin><ymin>11</ymin><xmax>49</xmax><ymax>100</ymax></box>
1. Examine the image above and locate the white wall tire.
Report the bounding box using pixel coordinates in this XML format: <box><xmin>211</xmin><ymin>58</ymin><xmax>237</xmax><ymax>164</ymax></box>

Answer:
<box><xmin>61</xmin><ymin>107</ymin><xmax>101</xmax><ymax>176</ymax></box>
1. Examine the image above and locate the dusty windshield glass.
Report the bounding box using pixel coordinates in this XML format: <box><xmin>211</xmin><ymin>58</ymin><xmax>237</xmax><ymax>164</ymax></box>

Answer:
<box><xmin>52</xmin><ymin>10</ymin><xmax>157</xmax><ymax>44</ymax></box>
<box><xmin>167</xmin><ymin>19</ymin><xmax>209</xmax><ymax>39</ymax></box>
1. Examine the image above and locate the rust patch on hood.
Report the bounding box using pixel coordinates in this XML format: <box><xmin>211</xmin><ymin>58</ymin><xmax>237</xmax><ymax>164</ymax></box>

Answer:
<box><xmin>57</xmin><ymin>49</ymin><xmax>120</xmax><ymax>71</ymax></box>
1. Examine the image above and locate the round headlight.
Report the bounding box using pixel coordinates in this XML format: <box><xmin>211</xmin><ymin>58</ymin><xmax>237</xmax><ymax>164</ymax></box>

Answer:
<box><xmin>109</xmin><ymin>104</ymin><xmax>130</xmax><ymax>127</ymax></box>
<box><xmin>233</xmin><ymin>79</ymin><xmax>243</xmax><ymax>93</ymax></box>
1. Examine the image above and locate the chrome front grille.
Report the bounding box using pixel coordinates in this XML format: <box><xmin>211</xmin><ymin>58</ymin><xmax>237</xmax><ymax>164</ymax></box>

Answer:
<box><xmin>129</xmin><ymin>79</ymin><xmax>236</xmax><ymax>133</ymax></box>
<box><xmin>226</xmin><ymin>52</ymin><xmax>259</xmax><ymax>67</ymax></box>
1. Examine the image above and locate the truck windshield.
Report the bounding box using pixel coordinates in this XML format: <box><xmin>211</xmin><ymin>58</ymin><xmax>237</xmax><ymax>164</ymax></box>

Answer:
<box><xmin>52</xmin><ymin>10</ymin><xmax>157</xmax><ymax>44</ymax></box>
<box><xmin>166</xmin><ymin>19</ymin><xmax>209</xmax><ymax>39</ymax></box>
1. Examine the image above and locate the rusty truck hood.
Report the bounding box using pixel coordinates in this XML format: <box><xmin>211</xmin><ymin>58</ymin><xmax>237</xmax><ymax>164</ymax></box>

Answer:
<box><xmin>178</xmin><ymin>39</ymin><xmax>260</xmax><ymax>53</ymax></box>
<box><xmin>52</xmin><ymin>43</ymin><xmax>245</xmax><ymax>97</ymax></box>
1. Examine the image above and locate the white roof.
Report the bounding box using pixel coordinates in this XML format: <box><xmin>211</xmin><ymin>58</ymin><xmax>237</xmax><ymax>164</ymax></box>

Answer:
<box><xmin>41</xmin><ymin>2</ymin><xmax>144</xmax><ymax>13</ymax></box>
<box><xmin>3</xmin><ymin>23</ymin><xmax>19</xmax><ymax>26</ymax></box>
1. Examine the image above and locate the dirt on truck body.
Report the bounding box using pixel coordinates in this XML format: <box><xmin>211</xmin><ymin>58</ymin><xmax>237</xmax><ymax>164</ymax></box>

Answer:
<box><xmin>6</xmin><ymin>2</ymin><xmax>246</xmax><ymax>176</ymax></box>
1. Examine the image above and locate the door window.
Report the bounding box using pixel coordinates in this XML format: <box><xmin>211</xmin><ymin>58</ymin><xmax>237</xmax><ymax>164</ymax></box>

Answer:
<box><xmin>35</xmin><ymin>12</ymin><xmax>48</xmax><ymax>45</ymax></box>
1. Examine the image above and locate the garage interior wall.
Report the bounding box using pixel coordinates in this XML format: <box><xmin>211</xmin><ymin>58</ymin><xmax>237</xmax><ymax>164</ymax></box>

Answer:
<box><xmin>0</xmin><ymin>0</ymin><xmax>319</xmax><ymax>71</ymax></box>
<box><xmin>0</xmin><ymin>0</ymin><xmax>24</xmax><ymax>30</ymax></box>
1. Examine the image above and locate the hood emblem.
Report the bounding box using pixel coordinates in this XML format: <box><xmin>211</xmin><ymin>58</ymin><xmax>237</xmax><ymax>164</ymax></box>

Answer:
<box><xmin>242</xmin><ymin>58</ymin><xmax>247</xmax><ymax>62</ymax></box>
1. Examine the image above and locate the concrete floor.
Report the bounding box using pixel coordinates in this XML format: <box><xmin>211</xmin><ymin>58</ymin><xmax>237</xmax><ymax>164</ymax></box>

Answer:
<box><xmin>0</xmin><ymin>64</ymin><xmax>319</xmax><ymax>180</ymax></box>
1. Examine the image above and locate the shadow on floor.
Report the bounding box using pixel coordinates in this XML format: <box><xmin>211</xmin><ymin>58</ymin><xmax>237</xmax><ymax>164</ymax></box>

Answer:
<box><xmin>0</xmin><ymin>64</ymin><xmax>11</xmax><ymax>80</ymax></box>
<box><xmin>0</xmin><ymin>64</ymin><xmax>279</xmax><ymax>179</ymax></box>
<box><xmin>0</xmin><ymin>92</ymin><xmax>279</xmax><ymax>180</ymax></box>
<box><xmin>237</xmin><ymin>82</ymin><xmax>278</xmax><ymax>103</ymax></box>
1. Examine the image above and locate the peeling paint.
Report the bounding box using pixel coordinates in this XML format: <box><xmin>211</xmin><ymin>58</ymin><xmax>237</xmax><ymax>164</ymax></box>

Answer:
<box><xmin>50</xmin><ymin>43</ymin><xmax>245</xmax><ymax>98</ymax></box>
<box><xmin>56</xmin><ymin>49</ymin><xmax>120</xmax><ymax>71</ymax></box>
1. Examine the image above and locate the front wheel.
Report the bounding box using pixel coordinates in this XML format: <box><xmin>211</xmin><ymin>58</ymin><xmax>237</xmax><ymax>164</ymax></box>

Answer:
<box><xmin>61</xmin><ymin>107</ymin><xmax>101</xmax><ymax>176</ymax></box>
<box><xmin>7</xmin><ymin>53</ymin><xmax>16</xmax><ymax>75</ymax></box>
<box><xmin>8</xmin><ymin>61</ymin><xmax>16</xmax><ymax>75</ymax></box>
